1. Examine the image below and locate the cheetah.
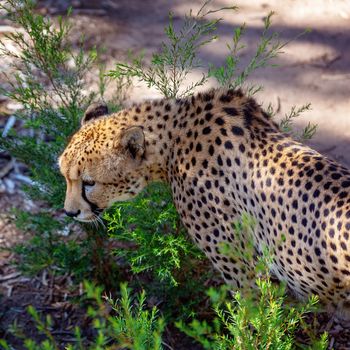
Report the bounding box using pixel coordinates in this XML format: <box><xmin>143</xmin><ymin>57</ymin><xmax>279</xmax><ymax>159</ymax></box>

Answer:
<box><xmin>59</xmin><ymin>88</ymin><xmax>350</xmax><ymax>318</ymax></box>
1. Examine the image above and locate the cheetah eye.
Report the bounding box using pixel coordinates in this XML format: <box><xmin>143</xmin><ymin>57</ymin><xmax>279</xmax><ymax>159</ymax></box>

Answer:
<box><xmin>82</xmin><ymin>180</ymin><xmax>96</xmax><ymax>187</ymax></box>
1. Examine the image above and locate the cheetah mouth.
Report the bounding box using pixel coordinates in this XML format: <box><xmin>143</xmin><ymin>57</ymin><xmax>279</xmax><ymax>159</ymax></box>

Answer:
<box><xmin>75</xmin><ymin>215</ymin><xmax>103</xmax><ymax>224</ymax></box>
<box><xmin>92</xmin><ymin>207</ymin><xmax>104</xmax><ymax>215</ymax></box>
<box><xmin>76</xmin><ymin>218</ymin><xmax>95</xmax><ymax>223</ymax></box>
<box><xmin>74</xmin><ymin>209</ymin><xmax>105</xmax><ymax>223</ymax></box>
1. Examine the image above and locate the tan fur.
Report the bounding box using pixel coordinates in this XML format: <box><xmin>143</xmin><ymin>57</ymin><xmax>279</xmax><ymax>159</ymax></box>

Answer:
<box><xmin>59</xmin><ymin>88</ymin><xmax>350</xmax><ymax>318</ymax></box>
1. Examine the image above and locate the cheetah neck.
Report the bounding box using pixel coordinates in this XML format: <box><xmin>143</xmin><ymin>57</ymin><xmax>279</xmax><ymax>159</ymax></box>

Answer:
<box><xmin>111</xmin><ymin>99</ymin><xmax>179</xmax><ymax>183</ymax></box>
<box><xmin>111</xmin><ymin>89</ymin><xmax>282</xmax><ymax>188</ymax></box>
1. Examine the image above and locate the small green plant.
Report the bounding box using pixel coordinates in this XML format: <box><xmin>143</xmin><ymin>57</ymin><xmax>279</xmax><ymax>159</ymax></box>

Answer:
<box><xmin>0</xmin><ymin>282</ymin><xmax>165</xmax><ymax>350</ymax></box>
<box><xmin>105</xmin><ymin>183</ymin><xmax>204</xmax><ymax>286</ymax></box>
<box><xmin>0</xmin><ymin>0</ymin><xmax>96</xmax><ymax>206</ymax></box>
<box><xmin>85</xmin><ymin>282</ymin><xmax>165</xmax><ymax>350</ymax></box>
<box><xmin>108</xmin><ymin>1</ymin><xmax>237</xmax><ymax>98</ymax></box>
<box><xmin>104</xmin><ymin>183</ymin><xmax>212</xmax><ymax>321</ymax></box>
<box><xmin>279</xmin><ymin>103</ymin><xmax>317</xmax><ymax>141</ymax></box>
<box><xmin>0</xmin><ymin>0</ymin><xmax>121</xmax><ymax>287</ymax></box>
<box><xmin>177</xmin><ymin>230</ymin><xmax>328</xmax><ymax>350</ymax></box>
<box><xmin>208</xmin><ymin>13</ymin><xmax>310</xmax><ymax>96</ymax></box>
<box><xmin>177</xmin><ymin>281</ymin><xmax>328</xmax><ymax>350</ymax></box>
<box><xmin>109</xmin><ymin>4</ymin><xmax>301</xmax><ymax>99</ymax></box>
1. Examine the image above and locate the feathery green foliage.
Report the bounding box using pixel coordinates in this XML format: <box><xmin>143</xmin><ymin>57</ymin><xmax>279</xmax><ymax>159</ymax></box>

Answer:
<box><xmin>108</xmin><ymin>1</ymin><xmax>236</xmax><ymax>98</ymax></box>
<box><xmin>280</xmin><ymin>103</ymin><xmax>317</xmax><ymax>141</ymax></box>
<box><xmin>0</xmin><ymin>0</ymin><xmax>96</xmax><ymax>206</ymax></box>
<box><xmin>0</xmin><ymin>0</ymin><xmax>120</xmax><ymax>286</ymax></box>
<box><xmin>1</xmin><ymin>283</ymin><xmax>165</xmax><ymax>350</ymax></box>
<box><xmin>177</xmin><ymin>242</ymin><xmax>328</xmax><ymax>350</ymax></box>
<box><xmin>105</xmin><ymin>183</ymin><xmax>204</xmax><ymax>286</ymax></box>
<box><xmin>177</xmin><ymin>281</ymin><xmax>328</xmax><ymax>350</ymax></box>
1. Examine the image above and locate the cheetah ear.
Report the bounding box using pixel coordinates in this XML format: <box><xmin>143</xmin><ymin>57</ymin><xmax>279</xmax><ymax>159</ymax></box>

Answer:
<box><xmin>120</xmin><ymin>126</ymin><xmax>145</xmax><ymax>160</ymax></box>
<box><xmin>81</xmin><ymin>102</ymin><xmax>109</xmax><ymax>126</ymax></box>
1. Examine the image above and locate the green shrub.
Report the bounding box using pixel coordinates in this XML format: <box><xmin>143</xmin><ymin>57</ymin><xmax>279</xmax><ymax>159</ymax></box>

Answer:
<box><xmin>0</xmin><ymin>0</ymin><xmax>95</xmax><ymax>207</ymax></box>
<box><xmin>0</xmin><ymin>0</ymin><xmax>122</xmax><ymax>286</ymax></box>
<box><xmin>0</xmin><ymin>282</ymin><xmax>165</xmax><ymax>350</ymax></box>
<box><xmin>177</xmin><ymin>280</ymin><xmax>328</xmax><ymax>350</ymax></box>
<box><xmin>105</xmin><ymin>183</ymin><xmax>204</xmax><ymax>286</ymax></box>
<box><xmin>177</xmin><ymin>237</ymin><xmax>328</xmax><ymax>350</ymax></box>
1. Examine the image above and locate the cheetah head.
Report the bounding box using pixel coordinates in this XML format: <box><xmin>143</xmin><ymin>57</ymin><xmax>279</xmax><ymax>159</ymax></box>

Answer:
<box><xmin>58</xmin><ymin>103</ymin><xmax>148</xmax><ymax>222</ymax></box>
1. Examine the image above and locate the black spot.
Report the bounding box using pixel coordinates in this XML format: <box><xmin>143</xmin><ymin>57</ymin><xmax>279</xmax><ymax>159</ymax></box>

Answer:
<box><xmin>209</xmin><ymin>145</ymin><xmax>214</xmax><ymax>156</ymax></box>
<box><xmin>305</xmin><ymin>182</ymin><xmax>312</xmax><ymax>190</ymax></box>
<box><xmin>223</xmin><ymin>107</ymin><xmax>238</xmax><ymax>116</ymax></box>
<box><xmin>203</xmin><ymin>126</ymin><xmax>211</xmax><ymax>135</ymax></box>
<box><xmin>313</xmin><ymin>189</ymin><xmax>320</xmax><ymax>198</ymax></box>
<box><xmin>205</xmin><ymin>113</ymin><xmax>213</xmax><ymax>122</ymax></box>
<box><xmin>231</xmin><ymin>126</ymin><xmax>244</xmax><ymax>136</ymax></box>
<box><xmin>220</xmin><ymin>128</ymin><xmax>228</xmax><ymax>136</ymax></box>
<box><xmin>330</xmin><ymin>254</ymin><xmax>338</xmax><ymax>263</ymax></box>
<box><xmin>220</xmin><ymin>93</ymin><xmax>233</xmax><ymax>103</ymax></box>
<box><xmin>224</xmin><ymin>141</ymin><xmax>234</xmax><ymax>150</ymax></box>
<box><xmin>223</xmin><ymin>272</ymin><xmax>233</xmax><ymax>280</ymax></box>
<box><xmin>324</xmin><ymin>195</ymin><xmax>331</xmax><ymax>204</ymax></box>
<box><xmin>315</xmin><ymin>162</ymin><xmax>324</xmax><ymax>170</ymax></box>
<box><xmin>196</xmin><ymin>143</ymin><xmax>202</xmax><ymax>152</ymax></box>
<box><xmin>331</xmin><ymin>173</ymin><xmax>342</xmax><ymax>180</ymax></box>
<box><xmin>215</xmin><ymin>137</ymin><xmax>222</xmax><ymax>146</ymax></box>
<box><xmin>320</xmin><ymin>267</ymin><xmax>329</xmax><ymax>274</ymax></box>
<box><xmin>203</xmin><ymin>91</ymin><xmax>214</xmax><ymax>102</ymax></box>
<box><xmin>217</xmin><ymin>155</ymin><xmax>224</xmax><ymax>166</ymax></box>
<box><xmin>242</xmin><ymin>106</ymin><xmax>254</xmax><ymax>127</ymax></box>
<box><xmin>342</xmin><ymin>180</ymin><xmax>350</xmax><ymax>188</ymax></box>
<box><xmin>205</xmin><ymin>103</ymin><xmax>213</xmax><ymax>111</ymax></box>
<box><xmin>302</xmin><ymin>193</ymin><xmax>308</xmax><ymax>202</ymax></box>
<box><xmin>215</xmin><ymin>117</ymin><xmax>225</xmax><ymax>126</ymax></box>
<box><xmin>239</xmin><ymin>144</ymin><xmax>245</xmax><ymax>153</ymax></box>
<box><xmin>314</xmin><ymin>174</ymin><xmax>323</xmax><ymax>182</ymax></box>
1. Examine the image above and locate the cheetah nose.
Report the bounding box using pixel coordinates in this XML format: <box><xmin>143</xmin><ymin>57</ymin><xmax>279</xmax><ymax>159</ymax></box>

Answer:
<box><xmin>64</xmin><ymin>209</ymin><xmax>81</xmax><ymax>218</ymax></box>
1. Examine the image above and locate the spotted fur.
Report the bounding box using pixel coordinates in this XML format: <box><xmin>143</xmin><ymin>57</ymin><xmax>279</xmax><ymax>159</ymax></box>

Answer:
<box><xmin>59</xmin><ymin>88</ymin><xmax>350</xmax><ymax>318</ymax></box>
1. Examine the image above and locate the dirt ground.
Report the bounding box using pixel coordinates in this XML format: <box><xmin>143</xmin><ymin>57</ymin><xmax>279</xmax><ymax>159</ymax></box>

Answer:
<box><xmin>1</xmin><ymin>0</ymin><xmax>350</xmax><ymax>348</ymax></box>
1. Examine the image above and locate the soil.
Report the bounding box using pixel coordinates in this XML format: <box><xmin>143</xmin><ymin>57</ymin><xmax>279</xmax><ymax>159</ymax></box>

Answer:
<box><xmin>0</xmin><ymin>0</ymin><xmax>350</xmax><ymax>348</ymax></box>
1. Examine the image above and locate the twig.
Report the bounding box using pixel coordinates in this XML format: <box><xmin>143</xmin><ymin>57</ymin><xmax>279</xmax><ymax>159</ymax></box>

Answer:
<box><xmin>0</xmin><ymin>157</ymin><xmax>15</xmax><ymax>178</ymax></box>
<box><xmin>1</xmin><ymin>115</ymin><xmax>16</xmax><ymax>137</ymax></box>
<box><xmin>0</xmin><ymin>271</ymin><xmax>21</xmax><ymax>282</ymax></box>
<box><xmin>48</xmin><ymin>272</ymin><xmax>55</xmax><ymax>303</ymax></box>
<box><xmin>162</xmin><ymin>341</ymin><xmax>174</xmax><ymax>350</ymax></box>
<box><xmin>107</xmin><ymin>240</ymin><xmax>139</xmax><ymax>250</ymax></box>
